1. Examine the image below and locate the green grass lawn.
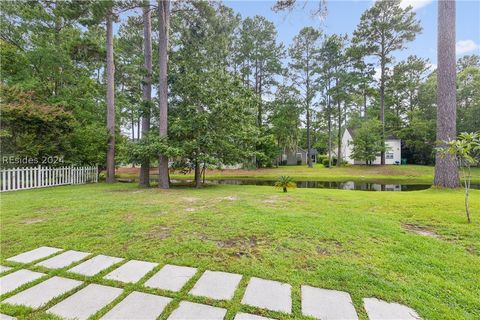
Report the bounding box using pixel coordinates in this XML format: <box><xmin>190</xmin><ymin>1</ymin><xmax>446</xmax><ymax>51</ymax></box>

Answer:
<box><xmin>118</xmin><ymin>164</ymin><xmax>480</xmax><ymax>184</ymax></box>
<box><xmin>1</xmin><ymin>183</ymin><xmax>479</xmax><ymax>319</ymax></box>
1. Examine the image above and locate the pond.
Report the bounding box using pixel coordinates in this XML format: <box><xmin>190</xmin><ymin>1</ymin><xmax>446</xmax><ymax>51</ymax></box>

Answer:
<box><xmin>166</xmin><ymin>178</ymin><xmax>480</xmax><ymax>191</ymax></box>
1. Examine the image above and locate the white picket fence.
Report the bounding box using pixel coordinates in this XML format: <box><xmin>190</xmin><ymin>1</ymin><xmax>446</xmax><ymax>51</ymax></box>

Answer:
<box><xmin>0</xmin><ymin>166</ymin><xmax>98</xmax><ymax>192</ymax></box>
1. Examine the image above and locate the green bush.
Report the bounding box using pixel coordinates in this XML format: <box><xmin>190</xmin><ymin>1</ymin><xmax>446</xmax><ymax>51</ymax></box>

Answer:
<box><xmin>322</xmin><ymin>157</ymin><xmax>337</xmax><ymax>167</ymax></box>
<box><xmin>317</xmin><ymin>154</ymin><xmax>328</xmax><ymax>163</ymax></box>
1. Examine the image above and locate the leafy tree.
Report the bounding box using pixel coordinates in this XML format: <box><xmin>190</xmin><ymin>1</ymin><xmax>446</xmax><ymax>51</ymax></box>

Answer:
<box><xmin>456</xmin><ymin>55</ymin><xmax>480</xmax><ymax>134</ymax></box>
<box><xmin>350</xmin><ymin>119</ymin><xmax>385</xmax><ymax>165</ymax></box>
<box><xmin>385</xmin><ymin>55</ymin><xmax>430</xmax><ymax>127</ymax></box>
<box><xmin>321</xmin><ymin>34</ymin><xmax>350</xmax><ymax>166</ymax></box>
<box><xmin>289</xmin><ymin>27</ymin><xmax>321</xmax><ymax>168</ymax></box>
<box><xmin>434</xmin><ymin>0</ymin><xmax>460</xmax><ymax>188</ymax></box>
<box><xmin>353</xmin><ymin>0</ymin><xmax>421</xmax><ymax>164</ymax></box>
<box><xmin>440</xmin><ymin>132</ymin><xmax>480</xmax><ymax>223</ymax></box>
<box><xmin>270</xmin><ymin>85</ymin><xmax>302</xmax><ymax>157</ymax></box>
<box><xmin>169</xmin><ymin>2</ymin><xmax>257</xmax><ymax>187</ymax></box>
<box><xmin>235</xmin><ymin>16</ymin><xmax>285</xmax><ymax>167</ymax></box>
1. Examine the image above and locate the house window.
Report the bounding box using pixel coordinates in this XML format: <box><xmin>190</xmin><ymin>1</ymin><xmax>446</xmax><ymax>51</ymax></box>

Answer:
<box><xmin>296</xmin><ymin>153</ymin><xmax>302</xmax><ymax>161</ymax></box>
<box><xmin>282</xmin><ymin>154</ymin><xmax>287</xmax><ymax>161</ymax></box>
<box><xmin>386</xmin><ymin>152</ymin><xmax>394</xmax><ymax>159</ymax></box>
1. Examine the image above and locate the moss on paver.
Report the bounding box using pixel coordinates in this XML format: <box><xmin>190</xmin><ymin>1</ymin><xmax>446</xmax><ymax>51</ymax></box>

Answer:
<box><xmin>1</xmin><ymin>183</ymin><xmax>479</xmax><ymax>319</ymax></box>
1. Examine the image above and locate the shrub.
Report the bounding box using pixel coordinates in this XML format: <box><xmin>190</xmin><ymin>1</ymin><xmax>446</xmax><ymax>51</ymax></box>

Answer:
<box><xmin>322</xmin><ymin>157</ymin><xmax>337</xmax><ymax>167</ymax></box>
<box><xmin>317</xmin><ymin>154</ymin><xmax>328</xmax><ymax>163</ymax></box>
<box><xmin>274</xmin><ymin>176</ymin><xmax>297</xmax><ymax>192</ymax></box>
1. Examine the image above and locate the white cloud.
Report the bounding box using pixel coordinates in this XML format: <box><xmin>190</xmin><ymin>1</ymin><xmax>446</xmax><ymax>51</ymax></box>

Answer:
<box><xmin>399</xmin><ymin>0</ymin><xmax>434</xmax><ymax>11</ymax></box>
<box><xmin>456</xmin><ymin>40</ymin><xmax>480</xmax><ymax>55</ymax></box>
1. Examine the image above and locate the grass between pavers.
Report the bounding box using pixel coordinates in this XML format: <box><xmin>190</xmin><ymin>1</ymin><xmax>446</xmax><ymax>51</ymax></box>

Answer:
<box><xmin>117</xmin><ymin>164</ymin><xmax>480</xmax><ymax>184</ymax></box>
<box><xmin>0</xmin><ymin>183</ymin><xmax>479</xmax><ymax>320</ymax></box>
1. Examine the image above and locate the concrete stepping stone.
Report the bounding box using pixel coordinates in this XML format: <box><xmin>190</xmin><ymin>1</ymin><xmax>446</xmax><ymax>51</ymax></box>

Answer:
<box><xmin>104</xmin><ymin>260</ymin><xmax>158</xmax><ymax>283</ymax></box>
<box><xmin>0</xmin><ymin>266</ymin><xmax>12</xmax><ymax>273</ymax></box>
<box><xmin>301</xmin><ymin>285</ymin><xmax>358</xmax><ymax>320</ymax></box>
<box><xmin>6</xmin><ymin>246</ymin><xmax>62</xmax><ymax>264</ymax></box>
<box><xmin>242</xmin><ymin>277</ymin><xmax>291</xmax><ymax>314</ymax></box>
<box><xmin>36</xmin><ymin>250</ymin><xmax>90</xmax><ymax>269</ymax></box>
<box><xmin>0</xmin><ymin>314</ymin><xmax>16</xmax><ymax>320</ymax></box>
<box><xmin>0</xmin><ymin>269</ymin><xmax>44</xmax><ymax>295</ymax></box>
<box><xmin>101</xmin><ymin>291</ymin><xmax>172</xmax><ymax>320</ymax></box>
<box><xmin>363</xmin><ymin>298</ymin><xmax>421</xmax><ymax>320</ymax></box>
<box><xmin>145</xmin><ymin>264</ymin><xmax>197</xmax><ymax>292</ymax></box>
<box><xmin>4</xmin><ymin>276</ymin><xmax>83</xmax><ymax>309</ymax></box>
<box><xmin>47</xmin><ymin>284</ymin><xmax>123</xmax><ymax>320</ymax></box>
<box><xmin>189</xmin><ymin>270</ymin><xmax>242</xmax><ymax>300</ymax></box>
<box><xmin>235</xmin><ymin>313</ymin><xmax>274</xmax><ymax>320</ymax></box>
<box><xmin>167</xmin><ymin>301</ymin><xmax>227</xmax><ymax>320</ymax></box>
<box><xmin>68</xmin><ymin>254</ymin><xmax>123</xmax><ymax>276</ymax></box>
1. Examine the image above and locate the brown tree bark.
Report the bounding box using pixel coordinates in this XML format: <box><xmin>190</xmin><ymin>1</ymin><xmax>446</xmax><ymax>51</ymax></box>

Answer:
<box><xmin>434</xmin><ymin>0</ymin><xmax>460</xmax><ymax>188</ymax></box>
<box><xmin>158</xmin><ymin>0</ymin><xmax>170</xmax><ymax>189</ymax></box>
<box><xmin>139</xmin><ymin>0</ymin><xmax>152</xmax><ymax>188</ymax></box>
<box><xmin>194</xmin><ymin>160</ymin><xmax>201</xmax><ymax>188</ymax></box>
<box><xmin>380</xmin><ymin>55</ymin><xmax>386</xmax><ymax>165</ymax></box>
<box><xmin>106</xmin><ymin>9</ymin><xmax>116</xmax><ymax>183</ymax></box>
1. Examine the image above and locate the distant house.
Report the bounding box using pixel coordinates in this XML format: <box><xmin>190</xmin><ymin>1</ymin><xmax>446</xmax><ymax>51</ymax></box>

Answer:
<box><xmin>279</xmin><ymin>147</ymin><xmax>318</xmax><ymax>165</ymax></box>
<box><xmin>342</xmin><ymin>128</ymin><xmax>401</xmax><ymax>165</ymax></box>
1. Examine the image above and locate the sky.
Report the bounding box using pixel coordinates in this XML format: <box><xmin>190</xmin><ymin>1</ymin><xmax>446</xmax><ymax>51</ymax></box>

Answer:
<box><xmin>226</xmin><ymin>0</ymin><xmax>480</xmax><ymax>69</ymax></box>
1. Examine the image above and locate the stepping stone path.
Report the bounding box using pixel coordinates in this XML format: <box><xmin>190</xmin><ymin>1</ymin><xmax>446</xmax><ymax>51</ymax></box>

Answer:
<box><xmin>36</xmin><ymin>250</ymin><xmax>90</xmax><ymax>269</ymax></box>
<box><xmin>47</xmin><ymin>284</ymin><xmax>123</xmax><ymax>320</ymax></box>
<box><xmin>6</xmin><ymin>246</ymin><xmax>62</xmax><ymax>263</ymax></box>
<box><xmin>0</xmin><ymin>269</ymin><xmax>44</xmax><ymax>295</ymax></box>
<box><xmin>68</xmin><ymin>254</ymin><xmax>123</xmax><ymax>276</ymax></box>
<box><xmin>1</xmin><ymin>246</ymin><xmax>423</xmax><ymax>320</ymax></box>
<box><xmin>101</xmin><ymin>291</ymin><xmax>171</xmax><ymax>320</ymax></box>
<box><xmin>168</xmin><ymin>301</ymin><xmax>227</xmax><ymax>320</ymax></box>
<box><xmin>0</xmin><ymin>266</ymin><xmax>11</xmax><ymax>273</ymax></box>
<box><xmin>242</xmin><ymin>277</ymin><xmax>292</xmax><ymax>314</ymax></box>
<box><xmin>104</xmin><ymin>259</ymin><xmax>157</xmax><ymax>283</ymax></box>
<box><xmin>234</xmin><ymin>313</ymin><xmax>273</xmax><ymax>320</ymax></box>
<box><xmin>4</xmin><ymin>276</ymin><xmax>82</xmax><ymax>309</ymax></box>
<box><xmin>363</xmin><ymin>298</ymin><xmax>421</xmax><ymax>320</ymax></box>
<box><xmin>301</xmin><ymin>285</ymin><xmax>358</xmax><ymax>320</ymax></box>
<box><xmin>145</xmin><ymin>264</ymin><xmax>197</xmax><ymax>292</ymax></box>
<box><xmin>189</xmin><ymin>270</ymin><xmax>242</xmax><ymax>300</ymax></box>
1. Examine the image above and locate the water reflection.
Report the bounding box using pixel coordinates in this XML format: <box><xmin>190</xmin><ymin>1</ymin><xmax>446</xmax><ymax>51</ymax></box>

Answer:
<box><xmin>162</xmin><ymin>178</ymin><xmax>444</xmax><ymax>191</ymax></box>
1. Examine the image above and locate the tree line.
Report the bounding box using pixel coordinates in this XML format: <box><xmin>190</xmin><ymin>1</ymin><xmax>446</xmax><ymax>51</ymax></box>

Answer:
<box><xmin>1</xmin><ymin>0</ymin><xmax>478</xmax><ymax>188</ymax></box>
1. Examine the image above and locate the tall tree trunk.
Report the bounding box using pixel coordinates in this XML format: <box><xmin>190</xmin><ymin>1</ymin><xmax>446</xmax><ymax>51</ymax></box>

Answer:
<box><xmin>158</xmin><ymin>0</ymin><xmax>170</xmax><ymax>189</ymax></box>
<box><xmin>380</xmin><ymin>56</ymin><xmax>386</xmax><ymax>165</ymax></box>
<box><xmin>336</xmin><ymin>100</ymin><xmax>342</xmax><ymax>166</ymax></box>
<box><xmin>54</xmin><ymin>2</ymin><xmax>62</xmax><ymax>96</ymax></box>
<box><xmin>434</xmin><ymin>0</ymin><xmax>460</xmax><ymax>188</ymax></box>
<box><xmin>306</xmin><ymin>106</ymin><xmax>312</xmax><ymax>167</ymax></box>
<box><xmin>194</xmin><ymin>160</ymin><xmax>201</xmax><ymax>188</ymax></box>
<box><xmin>106</xmin><ymin>9</ymin><xmax>116</xmax><ymax>183</ymax></box>
<box><xmin>139</xmin><ymin>0</ymin><xmax>152</xmax><ymax>188</ymax></box>
<box><xmin>327</xmin><ymin>102</ymin><xmax>332</xmax><ymax>168</ymax></box>
<box><xmin>306</xmin><ymin>57</ymin><xmax>312</xmax><ymax>168</ymax></box>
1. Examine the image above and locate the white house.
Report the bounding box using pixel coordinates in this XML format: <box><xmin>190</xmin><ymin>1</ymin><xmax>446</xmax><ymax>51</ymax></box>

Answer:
<box><xmin>342</xmin><ymin>128</ymin><xmax>401</xmax><ymax>165</ymax></box>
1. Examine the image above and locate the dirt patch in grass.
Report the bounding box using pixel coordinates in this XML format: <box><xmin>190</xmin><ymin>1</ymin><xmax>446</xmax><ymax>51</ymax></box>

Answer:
<box><xmin>123</xmin><ymin>212</ymin><xmax>135</xmax><ymax>222</ymax></box>
<box><xmin>23</xmin><ymin>218</ymin><xmax>46</xmax><ymax>225</ymax></box>
<box><xmin>145</xmin><ymin>225</ymin><xmax>170</xmax><ymax>240</ymax></box>
<box><xmin>217</xmin><ymin>236</ymin><xmax>269</xmax><ymax>258</ymax></box>
<box><xmin>403</xmin><ymin>223</ymin><xmax>439</xmax><ymax>238</ymax></box>
<box><xmin>217</xmin><ymin>236</ymin><xmax>259</xmax><ymax>248</ymax></box>
<box><xmin>183</xmin><ymin>197</ymin><xmax>200</xmax><ymax>203</ymax></box>
<box><xmin>219</xmin><ymin>196</ymin><xmax>238</xmax><ymax>201</ymax></box>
